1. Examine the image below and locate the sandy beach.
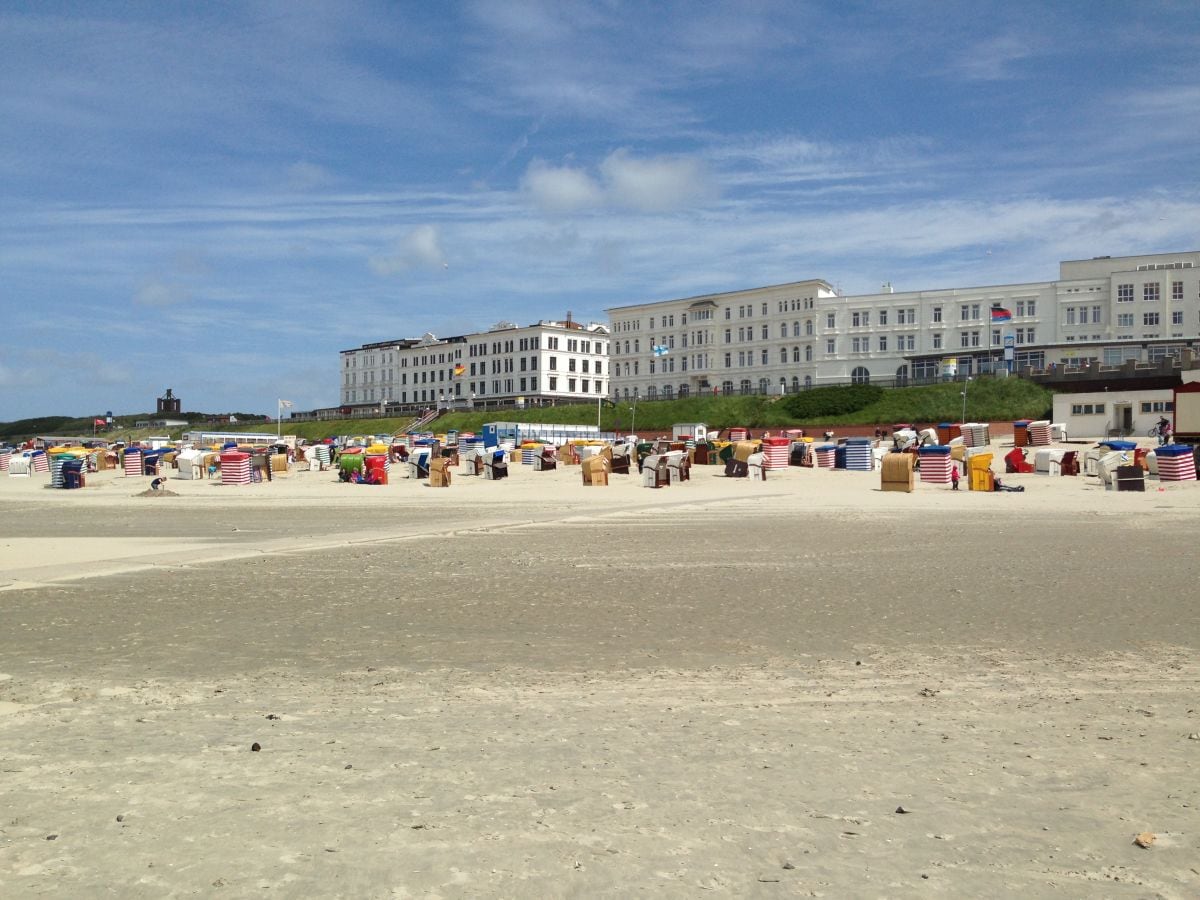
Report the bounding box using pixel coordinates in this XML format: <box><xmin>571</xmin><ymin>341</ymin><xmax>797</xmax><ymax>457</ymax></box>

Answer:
<box><xmin>2</xmin><ymin>446</ymin><xmax>1199</xmax><ymax>897</ymax></box>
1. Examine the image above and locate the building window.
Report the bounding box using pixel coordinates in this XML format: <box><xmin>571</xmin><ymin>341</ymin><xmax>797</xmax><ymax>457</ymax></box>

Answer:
<box><xmin>933</xmin><ymin>333</ymin><xmax>942</xmax><ymax>349</ymax></box>
<box><xmin>805</xmin><ymin>345</ymin><xmax>812</xmax><ymax>362</ymax></box>
<box><xmin>961</xmin><ymin>332</ymin><xmax>970</xmax><ymax>348</ymax></box>
<box><xmin>878</xmin><ymin>335</ymin><xmax>888</xmax><ymax>352</ymax></box>
<box><xmin>826</xmin><ymin>313</ymin><xmax>835</xmax><ymax>328</ymax></box>
<box><xmin>1117</xmin><ymin>283</ymin><xmax>1134</xmax><ymax>302</ymax></box>
<box><xmin>960</xmin><ymin>305</ymin><xmax>970</xmax><ymax>321</ymax></box>
<box><xmin>878</xmin><ymin>310</ymin><xmax>888</xmax><ymax>326</ymax></box>
<box><xmin>1144</xmin><ymin>283</ymin><xmax>1160</xmax><ymax>302</ymax></box>
<box><xmin>1144</xmin><ymin>312</ymin><xmax>1160</xmax><ymax>326</ymax></box>
<box><xmin>1172</xmin><ymin>281</ymin><xmax>1183</xmax><ymax>300</ymax></box>
<box><xmin>932</xmin><ymin>306</ymin><xmax>942</xmax><ymax>323</ymax></box>
<box><xmin>1065</xmin><ymin>307</ymin><xmax>1076</xmax><ymax>325</ymax></box>
<box><xmin>850</xmin><ymin>366</ymin><xmax>870</xmax><ymax>385</ymax></box>
<box><xmin>1172</xmin><ymin>310</ymin><xmax>1183</xmax><ymax>325</ymax></box>
<box><xmin>825</xmin><ymin>339</ymin><xmax>835</xmax><ymax>354</ymax></box>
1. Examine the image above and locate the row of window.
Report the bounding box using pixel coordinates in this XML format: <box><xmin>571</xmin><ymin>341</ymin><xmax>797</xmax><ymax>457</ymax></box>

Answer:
<box><xmin>1116</xmin><ymin>281</ymin><xmax>1187</xmax><ymax>302</ymax></box>
<box><xmin>465</xmin><ymin>377</ymin><xmax>604</xmax><ymax>395</ymax></box>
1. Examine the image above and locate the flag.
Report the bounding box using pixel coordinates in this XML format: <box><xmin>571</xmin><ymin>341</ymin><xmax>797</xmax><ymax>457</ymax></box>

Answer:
<box><xmin>278</xmin><ymin>399</ymin><xmax>293</xmax><ymax>408</ymax></box>
<box><xmin>94</xmin><ymin>418</ymin><xmax>106</xmax><ymax>426</ymax></box>
<box><xmin>990</xmin><ymin>307</ymin><xmax>1012</xmax><ymax>323</ymax></box>
<box><xmin>652</xmin><ymin>344</ymin><xmax>669</xmax><ymax>356</ymax></box>
<box><xmin>453</xmin><ymin>363</ymin><xmax>465</xmax><ymax>377</ymax></box>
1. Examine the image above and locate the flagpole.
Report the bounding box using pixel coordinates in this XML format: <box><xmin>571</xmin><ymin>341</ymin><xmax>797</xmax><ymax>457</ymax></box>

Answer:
<box><xmin>277</xmin><ymin>400</ymin><xmax>282</xmax><ymax>439</ymax></box>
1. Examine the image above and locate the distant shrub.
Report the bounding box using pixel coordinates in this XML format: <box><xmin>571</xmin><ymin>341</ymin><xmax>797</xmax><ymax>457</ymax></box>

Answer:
<box><xmin>779</xmin><ymin>384</ymin><xmax>884</xmax><ymax>419</ymax></box>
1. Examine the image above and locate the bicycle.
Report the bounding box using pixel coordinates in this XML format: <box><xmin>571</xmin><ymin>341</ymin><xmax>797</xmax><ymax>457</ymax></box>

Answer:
<box><xmin>1147</xmin><ymin>423</ymin><xmax>1164</xmax><ymax>438</ymax></box>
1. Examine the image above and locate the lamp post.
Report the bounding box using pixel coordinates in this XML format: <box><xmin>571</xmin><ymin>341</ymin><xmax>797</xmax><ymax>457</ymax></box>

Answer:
<box><xmin>960</xmin><ymin>376</ymin><xmax>971</xmax><ymax>423</ymax></box>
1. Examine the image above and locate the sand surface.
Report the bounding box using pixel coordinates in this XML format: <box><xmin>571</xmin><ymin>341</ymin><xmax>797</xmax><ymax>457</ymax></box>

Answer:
<box><xmin>2</xmin><ymin>448</ymin><xmax>1199</xmax><ymax>897</ymax></box>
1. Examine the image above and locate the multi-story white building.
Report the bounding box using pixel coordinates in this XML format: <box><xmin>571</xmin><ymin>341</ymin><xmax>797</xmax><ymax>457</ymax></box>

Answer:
<box><xmin>339</xmin><ymin>317</ymin><xmax>610</xmax><ymax>411</ymax></box>
<box><xmin>606</xmin><ymin>251</ymin><xmax>1200</xmax><ymax>400</ymax></box>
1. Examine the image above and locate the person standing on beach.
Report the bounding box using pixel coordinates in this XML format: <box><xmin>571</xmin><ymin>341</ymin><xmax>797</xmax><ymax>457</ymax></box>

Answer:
<box><xmin>951</xmin><ymin>462</ymin><xmax>960</xmax><ymax>490</ymax></box>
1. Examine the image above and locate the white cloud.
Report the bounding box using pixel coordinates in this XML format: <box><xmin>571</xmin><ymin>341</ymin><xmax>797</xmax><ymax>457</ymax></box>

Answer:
<box><xmin>520</xmin><ymin>160</ymin><xmax>604</xmax><ymax>212</ymax></box>
<box><xmin>520</xmin><ymin>150</ymin><xmax>717</xmax><ymax>215</ymax></box>
<box><xmin>952</xmin><ymin>35</ymin><xmax>1043</xmax><ymax>81</ymax></box>
<box><xmin>369</xmin><ymin>224</ymin><xmax>447</xmax><ymax>275</ymax></box>
<box><xmin>134</xmin><ymin>277</ymin><xmax>191</xmax><ymax>307</ymax></box>
<box><xmin>285</xmin><ymin>161</ymin><xmax>334</xmax><ymax>191</ymax></box>
<box><xmin>600</xmin><ymin>150</ymin><xmax>717</xmax><ymax>213</ymax></box>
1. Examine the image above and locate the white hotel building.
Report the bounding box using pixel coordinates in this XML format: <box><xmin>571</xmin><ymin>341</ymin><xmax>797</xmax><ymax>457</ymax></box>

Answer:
<box><xmin>606</xmin><ymin>251</ymin><xmax>1200</xmax><ymax>400</ymax></box>
<box><xmin>338</xmin><ymin>317</ymin><xmax>609</xmax><ymax>411</ymax></box>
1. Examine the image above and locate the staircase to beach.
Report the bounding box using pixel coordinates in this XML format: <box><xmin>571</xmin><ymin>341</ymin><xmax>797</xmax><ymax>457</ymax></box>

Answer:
<box><xmin>395</xmin><ymin>408</ymin><xmax>441</xmax><ymax>437</ymax></box>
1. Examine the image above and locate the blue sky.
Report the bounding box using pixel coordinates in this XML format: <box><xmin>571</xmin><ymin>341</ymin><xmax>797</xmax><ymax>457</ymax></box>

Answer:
<box><xmin>2</xmin><ymin>1</ymin><xmax>1198</xmax><ymax>420</ymax></box>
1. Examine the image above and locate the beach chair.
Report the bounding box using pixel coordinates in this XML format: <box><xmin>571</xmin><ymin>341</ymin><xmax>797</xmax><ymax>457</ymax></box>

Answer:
<box><xmin>461</xmin><ymin>448</ymin><xmax>484</xmax><ymax>475</ymax></box>
<box><xmin>641</xmin><ymin>454</ymin><xmax>670</xmax><ymax>487</ymax></box>
<box><xmin>1060</xmin><ymin>451</ymin><xmax>1079</xmax><ymax>476</ymax></box>
<box><xmin>429</xmin><ymin>457</ymin><xmax>452</xmax><ymax>487</ymax></box>
<box><xmin>408</xmin><ymin>450</ymin><xmax>431</xmax><ymax>480</ymax></box>
<box><xmin>582</xmin><ymin>455</ymin><xmax>609</xmax><ymax>486</ymax></box>
<box><xmin>747</xmin><ymin>451</ymin><xmax>766</xmax><ymax>481</ymax></box>
<box><xmin>665</xmin><ymin>450</ymin><xmax>689</xmax><ymax>483</ymax></box>
<box><xmin>484</xmin><ymin>449</ymin><xmax>508</xmax><ymax>480</ymax></box>
<box><xmin>1115</xmin><ymin>465</ymin><xmax>1145</xmax><ymax>492</ymax></box>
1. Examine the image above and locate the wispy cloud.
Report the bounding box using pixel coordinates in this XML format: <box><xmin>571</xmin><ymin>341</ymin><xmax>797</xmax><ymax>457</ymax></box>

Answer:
<box><xmin>520</xmin><ymin>150</ymin><xmax>717</xmax><ymax>214</ymax></box>
<box><xmin>1</xmin><ymin>2</ymin><xmax>1196</xmax><ymax>419</ymax></box>
<box><xmin>951</xmin><ymin>34</ymin><xmax>1045</xmax><ymax>81</ymax></box>
<box><xmin>369</xmin><ymin>225</ymin><xmax>449</xmax><ymax>275</ymax></box>
<box><xmin>134</xmin><ymin>278</ymin><xmax>191</xmax><ymax>308</ymax></box>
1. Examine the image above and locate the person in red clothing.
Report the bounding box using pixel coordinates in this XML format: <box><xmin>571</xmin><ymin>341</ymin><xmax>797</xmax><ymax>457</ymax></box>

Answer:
<box><xmin>951</xmin><ymin>462</ymin><xmax>960</xmax><ymax>490</ymax></box>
